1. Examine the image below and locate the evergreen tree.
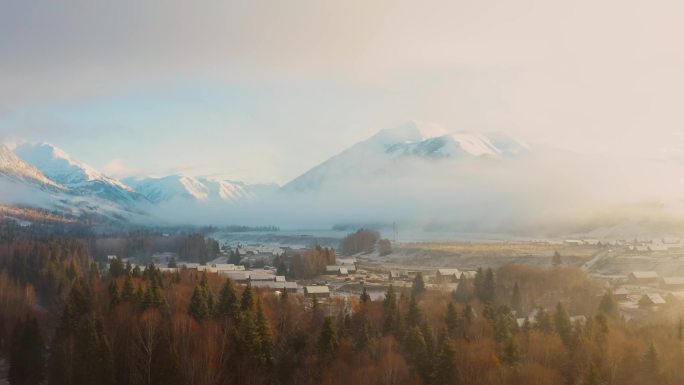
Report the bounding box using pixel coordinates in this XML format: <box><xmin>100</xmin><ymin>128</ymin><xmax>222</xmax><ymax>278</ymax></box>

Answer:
<box><xmin>236</xmin><ymin>311</ymin><xmax>261</xmax><ymax>357</ymax></box>
<box><xmin>473</xmin><ymin>268</ymin><xmax>485</xmax><ymax>300</ymax></box>
<box><xmin>482</xmin><ymin>268</ymin><xmax>496</xmax><ymax>303</ymax></box>
<box><xmin>453</xmin><ymin>273</ymin><xmax>473</xmax><ymax>303</ymax></box>
<box><xmin>502</xmin><ymin>337</ymin><xmax>520</xmax><ymax>366</ymax></box>
<box><xmin>432</xmin><ymin>336</ymin><xmax>457</xmax><ymax>385</ymax></box>
<box><xmin>463</xmin><ymin>304</ymin><xmax>475</xmax><ymax>325</ymax></box>
<box><xmin>255</xmin><ymin>300</ymin><xmax>274</xmax><ymax>365</ymax></box>
<box><xmin>167</xmin><ymin>257</ymin><xmax>177</xmax><ymax>268</ymax></box>
<box><xmin>318</xmin><ymin>317</ymin><xmax>339</xmax><ymax>357</ymax></box>
<box><xmin>384</xmin><ymin>284</ymin><xmax>397</xmax><ymax>308</ymax></box>
<box><xmin>536</xmin><ymin>308</ymin><xmax>554</xmax><ymax>333</ymax></box>
<box><xmin>511</xmin><ymin>282</ymin><xmax>522</xmax><ymax>314</ymax></box>
<box><xmin>229</xmin><ymin>249</ymin><xmax>241</xmax><ymax>265</ymax></box>
<box><xmin>412</xmin><ymin>272</ymin><xmax>426</xmax><ymax>296</ymax></box>
<box><xmin>552</xmin><ymin>251</ymin><xmax>562</xmax><ymax>266</ymax></box>
<box><xmin>554</xmin><ymin>302</ymin><xmax>572</xmax><ymax>346</ymax></box>
<box><xmin>406</xmin><ymin>296</ymin><xmax>422</xmax><ymax>328</ymax></box>
<box><xmin>122</xmin><ymin>274</ymin><xmax>134</xmax><ymax>302</ymax></box>
<box><xmin>642</xmin><ymin>343</ymin><xmax>660</xmax><ymax>382</ymax></box>
<box><xmin>108</xmin><ymin>257</ymin><xmax>125</xmax><ymax>278</ymax></box>
<box><xmin>216</xmin><ymin>278</ymin><xmax>240</xmax><ymax>320</ymax></box>
<box><xmin>445</xmin><ymin>302</ymin><xmax>459</xmax><ymax>337</ymax></box>
<box><xmin>598</xmin><ymin>293</ymin><xmax>618</xmax><ymax>318</ymax></box>
<box><xmin>360</xmin><ymin>286</ymin><xmax>370</xmax><ymax>304</ymax></box>
<box><xmin>404</xmin><ymin>326</ymin><xmax>428</xmax><ymax>374</ymax></box>
<box><xmin>108</xmin><ymin>280</ymin><xmax>121</xmax><ymax>309</ymax></box>
<box><xmin>9</xmin><ymin>315</ymin><xmax>45</xmax><ymax>385</ymax></box>
<box><xmin>188</xmin><ymin>285</ymin><xmax>210</xmax><ymax>321</ymax></box>
<box><xmin>241</xmin><ymin>283</ymin><xmax>255</xmax><ymax>312</ymax></box>
<box><xmin>276</xmin><ymin>261</ymin><xmax>287</xmax><ymax>276</ymax></box>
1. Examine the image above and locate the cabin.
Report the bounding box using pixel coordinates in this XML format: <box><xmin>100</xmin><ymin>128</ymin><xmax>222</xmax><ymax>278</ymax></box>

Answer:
<box><xmin>629</xmin><ymin>271</ymin><xmax>660</xmax><ymax>285</ymax></box>
<box><xmin>639</xmin><ymin>293</ymin><xmax>666</xmax><ymax>308</ymax></box>
<box><xmin>220</xmin><ymin>271</ymin><xmax>250</xmax><ymax>282</ymax></box>
<box><xmin>250</xmin><ymin>281</ymin><xmax>298</xmax><ymax>293</ymax></box>
<box><xmin>613</xmin><ymin>287</ymin><xmax>630</xmax><ymax>301</ymax></box>
<box><xmin>304</xmin><ymin>285</ymin><xmax>330</xmax><ymax>298</ymax></box>
<box><xmin>249</xmin><ymin>272</ymin><xmax>276</xmax><ymax>282</ymax></box>
<box><xmin>662</xmin><ymin>277</ymin><xmax>684</xmax><ymax>290</ymax></box>
<box><xmin>436</xmin><ymin>269</ymin><xmax>461</xmax><ymax>283</ymax></box>
<box><xmin>326</xmin><ymin>265</ymin><xmax>351</xmax><ymax>276</ymax></box>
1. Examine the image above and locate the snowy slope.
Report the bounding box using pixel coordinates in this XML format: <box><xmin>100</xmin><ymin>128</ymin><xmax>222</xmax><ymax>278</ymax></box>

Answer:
<box><xmin>0</xmin><ymin>145</ymin><xmax>64</xmax><ymax>189</ymax></box>
<box><xmin>125</xmin><ymin>175</ymin><xmax>277</xmax><ymax>204</ymax></box>
<box><xmin>284</xmin><ymin>122</ymin><xmax>529</xmax><ymax>191</ymax></box>
<box><xmin>13</xmin><ymin>143</ymin><xmax>146</xmax><ymax>205</ymax></box>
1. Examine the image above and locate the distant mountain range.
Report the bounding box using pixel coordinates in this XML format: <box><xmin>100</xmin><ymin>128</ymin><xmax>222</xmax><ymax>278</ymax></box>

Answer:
<box><xmin>0</xmin><ymin>122</ymin><xmax>532</xmax><ymax>225</ymax></box>
<box><xmin>3</xmin><ymin>121</ymin><xmax>679</xmax><ymax>237</ymax></box>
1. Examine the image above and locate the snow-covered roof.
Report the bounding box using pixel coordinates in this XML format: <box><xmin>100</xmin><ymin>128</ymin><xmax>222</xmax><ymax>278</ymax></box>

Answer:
<box><xmin>642</xmin><ymin>293</ymin><xmax>666</xmax><ymax>305</ymax></box>
<box><xmin>437</xmin><ymin>268</ymin><xmax>461</xmax><ymax>276</ymax></box>
<box><xmin>663</xmin><ymin>277</ymin><xmax>684</xmax><ymax>285</ymax></box>
<box><xmin>305</xmin><ymin>286</ymin><xmax>330</xmax><ymax>294</ymax></box>
<box><xmin>630</xmin><ymin>271</ymin><xmax>660</xmax><ymax>279</ymax></box>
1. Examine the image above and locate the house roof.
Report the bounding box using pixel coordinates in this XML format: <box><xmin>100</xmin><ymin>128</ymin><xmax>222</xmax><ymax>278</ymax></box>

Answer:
<box><xmin>249</xmin><ymin>273</ymin><xmax>276</xmax><ymax>281</ymax></box>
<box><xmin>663</xmin><ymin>277</ymin><xmax>684</xmax><ymax>285</ymax></box>
<box><xmin>438</xmin><ymin>269</ymin><xmax>461</xmax><ymax>276</ymax></box>
<box><xmin>630</xmin><ymin>271</ymin><xmax>660</xmax><ymax>279</ymax></box>
<box><xmin>643</xmin><ymin>293</ymin><xmax>666</xmax><ymax>304</ymax></box>
<box><xmin>305</xmin><ymin>285</ymin><xmax>330</xmax><ymax>294</ymax></box>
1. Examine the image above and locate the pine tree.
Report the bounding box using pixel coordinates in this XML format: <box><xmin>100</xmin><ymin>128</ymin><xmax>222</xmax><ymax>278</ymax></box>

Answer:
<box><xmin>216</xmin><ymin>278</ymin><xmax>240</xmax><ymax>320</ymax></box>
<box><xmin>276</xmin><ymin>261</ymin><xmax>288</xmax><ymax>276</ymax></box>
<box><xmin>188</xmin><ymin>285</ymin><xmax>210</xmax><ymax>321</ymax></box>
<box><xmin>167</xmin><ymin>257</ymin><xmax>178</xmax><ymax>268</ymax></box>
<box><xmin>318</xmin><ymin>317</ymin><xmax>339</xmax><ymax>357</ymax></box>
<box><xmin>598</xmin><ymin>293</ymin><xmax>618</xmax><ymax>318</ymax></box>
<box><xmin>483</xmin><ymin>268</ymin><xmax>496</xmax><ymax>303</ymax></box>
<box><xmin>360</xmin><ymin>286</ymin><xmax>370</xmax><ymax>304</ymax></box>
<box><xmin>474</xmin><ymin>268</ymin><xmax>485</xmax><ymax>300</ymax></box>
<box><xmin>454</xmin><ymin>273</ymin><xmax>473</xmax><ymax>303</ymax></box>
<box><xmin>122</xmin><ymin>274</ymin><xmax>134</xmax><ymax>302</ymax></box>
<box><xmin>241</xmin><ymin>283</ymin><xmax>255</xmax><ymax>312</ymax></box>
<box><xmin>536</xmin><ymin>308</ymin><xmax>554</xmax><ymax>333</ymax></box>
<box><xmin>237</xmin><ymin>311</ymin><xmax>261</xmax><ymax>356</ymax></box>
<box><xmin>445</xmin><ymin>302</ymin><xmax>460</xmax><ymax>337</ymax></box>
<box><xmin>552</xmin><ymin>251</ymin><xmax>562</xmax><ymax>266</ymax></box>
<box><xmin>554</xmin><ymin>302</ymin><xmax>572</xmax><ymax>346</ymax></box>
<box><xmin>384</xmin><ymin>284</ymin><xmax>397</xmax><ymax>308</ymax></box>
<box><xmin>511</xmin><ymin>282</ymin><xmax>522</xmax><ymax>314</ymax></box>
<box><xmin>502</xmin><ymin>337</ymin><xmax>520</xmax><ymax>366</ymax></box>
<box><xmin>406</xmin><ymin>296</ymin><xmax>422</xmax><ymax>328</ymax></box>
<box><xmin>108</xmin><ymin>280</ymin><xmax>121</xmax><ymax>309</ymax></box>
<box><xmin>642</xmin><ymin>343</ymin><xmax>660</xmax><ymax>381</ymax></box>
<box><xmin>108</xmin><ymin>257</ymin><xmax>125</xmax><ymax>278</ymax></box>
<box><xmin>255</xmin><ymin>300</ymin><xmax>274</xmax><ymax>365</ymax></box>
<box><xmin>412</xmin><ymin>272</ymin><xmax>426</xmax><ymax>296</ymax></box>
<box><xmin>432</xmin><ymin>336</ymin><xmax>457</xmax><ymax>385</ymax></box>
<box><xmin>404</xmin><ymin>326</ymin><xmax>428</xmax><ymax>373</ymax></box>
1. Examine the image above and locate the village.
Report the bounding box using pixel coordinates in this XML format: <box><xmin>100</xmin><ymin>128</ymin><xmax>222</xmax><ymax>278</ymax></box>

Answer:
<box><xmin>105</xmin><ymin>235</ymin><xmax>684</xmax><ymax>327</ymax></box>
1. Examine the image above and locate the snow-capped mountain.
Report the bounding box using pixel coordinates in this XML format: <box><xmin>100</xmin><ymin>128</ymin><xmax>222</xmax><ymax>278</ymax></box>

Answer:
<box><xmin>125</xmin><ymin>175</ymin><xmax>277</xmax><ymax>204</ymax></box>
<box><xmin>284</xmin><ymin>121</ymin><xmax>529</xmax><ymax>191</ymax></box>
<box><xmin>0</xmin><ymin>145</ymin><xmax>64</xmax><ymax>190</ymax></box>
<box><xmin>13</xmin><ymin>143</ymin><xmax>145</xmax><ymax>205</ymax></box>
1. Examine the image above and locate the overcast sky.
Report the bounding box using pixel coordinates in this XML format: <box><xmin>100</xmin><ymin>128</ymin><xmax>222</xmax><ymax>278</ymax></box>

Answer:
<box><xmin>1</xmin><ymin>0</ymin><xmax>684</xmax><ymax>184</ymax></box>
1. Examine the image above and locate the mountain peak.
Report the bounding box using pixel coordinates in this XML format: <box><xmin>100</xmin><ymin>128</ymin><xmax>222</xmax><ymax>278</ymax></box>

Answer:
<box><xmin>14</xmin><ymin>142</ymin><xmax>134</xmax><ymax>192</ymax></box>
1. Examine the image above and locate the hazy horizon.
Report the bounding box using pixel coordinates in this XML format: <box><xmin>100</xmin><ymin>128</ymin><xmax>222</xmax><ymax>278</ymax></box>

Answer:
<box><xmin>3</xmin><ymin>0</ymin><xmax>684</xmax><ymax>186</ymax></box>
